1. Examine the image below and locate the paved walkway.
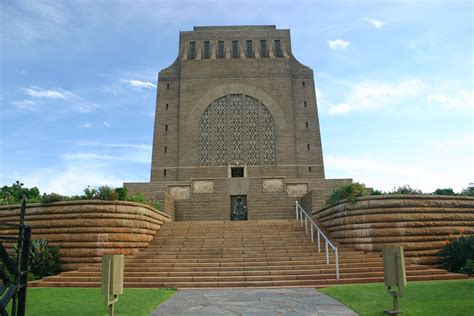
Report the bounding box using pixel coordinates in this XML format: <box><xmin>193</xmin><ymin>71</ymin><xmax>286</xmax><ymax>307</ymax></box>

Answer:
<box><xmin>151</xmin><ymin>288</ymin><xmax>358</xmax><ymax>316</ymax></box>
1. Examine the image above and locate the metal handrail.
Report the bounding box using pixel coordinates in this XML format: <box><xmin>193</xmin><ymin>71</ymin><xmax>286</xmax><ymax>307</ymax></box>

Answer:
<box><xmin>295</xmin><ymin>201</ymin><xmax>339</xmax><ymax>279</ymax></box>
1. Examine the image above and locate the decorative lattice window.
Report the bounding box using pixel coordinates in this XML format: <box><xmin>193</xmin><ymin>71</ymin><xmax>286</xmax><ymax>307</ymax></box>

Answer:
<box><xmin>189</xmin><ymin>42</ymin><xmax>196</xmax><ymax>59</ymax></box>
<box><xmin>246</xmin><ymin>40</ymin><xmax>253</xmax><ymax>58</ymax></box>
<box><xmin>217</xmin><ymin>41</ymin><xmax>225</xmax><ymax>59</ymax></box>
<box><xmin>231</xmin><ymin>41</ymin><xmax>239</xmax><ymax>58</ymax></box>
<box><xmin>260</xmin><ymin>40</ymin><xmax>268</xmax><ymax>58</ymax></box>
<box><xmin>274</xmin><ymin>40</ymin><xmax>283</xmax><ymax>58</ymax></box>
<box><xmin>203</xmin><ymin>41</ymin><xmax>211</xmax><ymax>59</ymax></box>
<box><xmin>198</xmin><ymin>95</ymin><xmax>276</xmax><ymax>166</ymax></box>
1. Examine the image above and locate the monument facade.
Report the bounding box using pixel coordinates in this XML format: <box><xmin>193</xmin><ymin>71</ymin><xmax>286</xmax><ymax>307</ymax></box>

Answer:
<box><xmin>125</xmin><ymin>25</ymin><xmax>351</xmax><ymax>220</ymax></box>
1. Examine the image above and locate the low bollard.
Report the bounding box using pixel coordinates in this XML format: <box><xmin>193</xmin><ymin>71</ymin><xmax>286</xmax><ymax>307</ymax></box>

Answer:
<box><xmin>382</xmin><ymin>247</ymin><xmax>407</xmax><ymax>315</ymax></box>
<box><xmin>102</xmin><ymin>254</ymin><xmax>124</xmax><ymax>316</ymax></box>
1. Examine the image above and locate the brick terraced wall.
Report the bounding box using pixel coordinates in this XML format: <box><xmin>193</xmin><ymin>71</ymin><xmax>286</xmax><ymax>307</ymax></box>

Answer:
<box><xmin>0</xmin><ymin>200</ymin><xmax>172</xmax><ymax>270</ymax></box>
<box><xmin>308</xmin><ymin>195</ymin><xmax>474</xmax><ymax>264</ymax></box>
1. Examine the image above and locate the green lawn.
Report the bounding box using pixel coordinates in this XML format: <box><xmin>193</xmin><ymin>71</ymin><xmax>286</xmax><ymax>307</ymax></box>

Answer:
<box><xmin>320</xmin><ymin>279</ymin><xmax>474</xmax><ymax>316</ymax></box>
<box><xmin>15</xmin><ymin>288</ymin><xmax>176</xmax><ymax>316</ymax></box>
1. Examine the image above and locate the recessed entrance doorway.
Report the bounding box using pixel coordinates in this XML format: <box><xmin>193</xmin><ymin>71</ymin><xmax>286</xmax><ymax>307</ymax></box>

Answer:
<box><xmin>230</xmin><ymin>195</ymin><xmax>247</xmax><ymax>221</ymax></box>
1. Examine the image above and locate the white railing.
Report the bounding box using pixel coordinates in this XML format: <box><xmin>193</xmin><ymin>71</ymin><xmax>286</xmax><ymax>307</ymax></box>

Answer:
<box><xmin>295</xmin><ymin>201</ymin><xmax>339</xmax><ymax>279</ymax></box>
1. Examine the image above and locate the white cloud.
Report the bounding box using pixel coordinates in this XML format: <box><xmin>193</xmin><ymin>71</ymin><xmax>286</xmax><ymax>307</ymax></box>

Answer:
<box><xmin>121</xmin><ymin>79</ymin><xmax>157</xmax><ymax>90</ymax></box>
<box><xmin>327</xmin><ymin>39</ymin><xmax>350</xmax><ymax>50</ymax></box>
<box><xmin>19</xmin><ymin>164</ymin><xmax>125</xmax><ymax>196</ymax></box>
<box><xmin>427</xmin><ymin>90</ymin><xmax>473</xmax><ymax>111</ymax></box>
<box><xmin>369</xmin><ymin>19</ymin><xmax>384</xmax><ymax>29</ymax></box>
<box><xmin>24</xmin><ymin>86</ymin><xmax>78</xmax><ymax>101</ymax></box>
<box><xmin>76</xmin><ymin>142</ymin><xmax>151</xmax><ymax>149</ymax></box>
<box><xmin>325</xmin><ymin>152</ymin><xmax>472</xmax><ymax>193</ymax></box>
<box><xmin>80</xmin><ymin>122</ymin><xmax>92</xmax><ymax>128</ymax></box>
<box><xmin>12</xmin><ymin>99</ymin><xmax>37</xmax><ymax>111</ymax></box>
<box><xmin>328</xmin><ymin>103</ymin><xmax>351</xmax><ymax>115</ymax></box>
<box><xmin>103</xmin><ymin>121</ymin><xmax>111</xmax><ymax>127</ymax></box>
<box><xmin>328</xmin><ymin>79</ymin><xmax>426</xmax><ymax>114</ymax></box>
<box><xmin>17</xmin><ymin>86</ymin><xmax>97</xmax><ymax>113</ymax></box>
<box><xmin>63</xmin><ymin>152</ymin><xmax>149</xmax><ymax>164</ymax></box>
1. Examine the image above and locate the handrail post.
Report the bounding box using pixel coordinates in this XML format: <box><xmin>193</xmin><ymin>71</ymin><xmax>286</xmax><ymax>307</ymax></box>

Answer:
<box><xmin>304</xmin><ymin>216</ymin><xmax>308</xmax><ymax>234</ymax></box>
<box><xmin>325</xmin><ymin>241</ymin><xmax>329</xmax><ymax>264</ymax></box>
<box><xmin>300</xmin><ymin>209</ymin><xmax>303</xmax><ymax>227</ymax></box>
<box><xmin>310</xmin><ymin>225</ymin><xmax>313</xmax><ymax>243</ymax></box>
<box><xmin>295</xmin><ymin>201</ymin><xmax>298</xmax><ymax>220</ymax></box>
<box><xmin>317</xmin><ymin>231</ymin><xmax>320</xmax><ymax>253</ymax></box>
<box><xmin>335</xmin><ymin>248</ymin><xmax>339</xmax><ymax>279</ymax></box>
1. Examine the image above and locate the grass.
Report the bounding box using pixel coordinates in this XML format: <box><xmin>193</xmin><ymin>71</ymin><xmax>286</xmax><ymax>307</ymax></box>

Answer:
<box><xmin>320</xmin><ymin>279</ymin><xmax>474</xmax><ymax>316</ymax></box>
<box><xmin>10</xmin><ymin>288</ymin><xmax>176</xmax><ymax>316</ymax></box>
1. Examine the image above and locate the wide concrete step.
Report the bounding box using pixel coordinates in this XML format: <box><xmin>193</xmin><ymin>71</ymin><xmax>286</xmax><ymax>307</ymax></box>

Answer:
<box><xmin>32</xmin><ymin>219</ymin><xmax>467</xmax><ymax>288</ymax></box>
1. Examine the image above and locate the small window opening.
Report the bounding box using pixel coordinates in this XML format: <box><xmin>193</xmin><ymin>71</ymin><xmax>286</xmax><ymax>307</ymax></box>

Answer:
<box><xmin>203</xmin><ymin>41</ymin><xmax>211</xmax><ymax>59</ymax></box>
<box><xmin>307</xmin><ymin>144</ymin><xmax>310</xmax><ymax>151</ymax></box>
<box><xmin>163</xmin><ymin>169</ymin><xmax>167</xmax><ymax>176</ymax></box>
<box><xmin>304</xmin><ymin>101</ymin><xmax>307</xmax><ymax>107</ymax></box>
<box><xmin>260</xmin><ymin>40</ymin><xmax>268</xmax><ymax>58</ymax></box>
<box><xmin>274</xmin><ymin>40</ymin><xmax>283</xmax><ymax>58</ymax></box>
<box><xmin>308</xmin><ymin>166</ymin><xmax>312</xmax><ymax>172</ymax></box>
<box><xmin>165</xmin><ymin>125</ymin><xmax>168</xmax><ymax>131</ymax></box>
<box><xmin>302</xmin><ymin>81</ymin><xmax>306</xmax><ymax>87</ymax></box>
<box><xmin>231</xmin><ymin>167</ymin><xmax>244</xmax><ymax>178</ymax></box>
<box><xmin>166</xmin><ymin>83</ymin><xmax>170</xmax><ymax>90</ymax></box>
<box><xmin>305</xmin><ymin>122</ymin><xmax>309</xmax><ymax>129</ymax></box>
<box><xmin>166</xmin><ymin>103</ymin><xmax>169</xmax><ymax>110</ymax></box>
<box><xmin>231</xmin><ymin>40</ymin><xmax>239</xmax><ymax>58</ymax></box>
<box><xmin>189</xmin><ymin>41</ymin><xmax>196</xmax><ymax>59</ymax></box>
<box><xmin>217</xmin><ymin>41</ymin><xmax>225</xmax><ymax>58</ymax></box>
<box><xmin>246</xmin><ymin>40</ymin><xmax>253</xmax><ymax>58</ymax></box>
<box><xmin>164</xmin><ymin>146</ymin><xmax>167</xmax><ymax>153</ymax></box>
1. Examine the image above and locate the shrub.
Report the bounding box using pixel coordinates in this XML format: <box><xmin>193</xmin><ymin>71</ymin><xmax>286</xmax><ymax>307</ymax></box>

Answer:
<box><xmin>391</xmin><ymin>185</ymin><xmax>423</xmax><ymax>195</ymax></box>
<box><xmin>150</xmin><ymin>201</ymin><xmax>161</xmax><ymax>210</ymax></box>
<box><xmin>83</xmin><ymin>186</ymin><xmax>99</xmax><ymax>199</ymax></box>
<box><xmin>114</xmin><ymin>187</ymin><xmax>128</xmax><ymax>201</ymax></box>
<box><xmin>433</xmin><ymin>188</ymin><xmax>456</xmax><ymax>196</ymax></box>
<box><xmin>326</xmin><ymin>183</ymin><xmax>369</xmax><ymax>206</ymax></box>
<box><xmin>1</xmin><ymin>181</ymin><xmax>41</xmax><ymax>205</ymax></box>
<box><xmin>370</xmin><ymin>189</ymin><xmax>384</xmax><ymax>196</ymax></box>
<box><xmin>97</xmin><ymin>185</ymin><xmax>118</xmax><ymax>200</ymax></box>
<box><xmin>127</xmin><ymin>193</ymin><xmax>147</xmax><ymax>203</ymax></box>
<box><xmin>461</xmin><ymin>185</ymin><xmax>474</xmax><ymax>197</ymax></box>
<box><xmin>438</xmin><ymin>235</ymin><xmax>474</xmax><ymax>274</ymax></box>
<box><xmin>461</xmin><ymin>259</ymin><xmax>474</xmax><ymax>276</ymax></box>
<box><xmin>14</xmin><ymin>239</ymin><xmax>60</xmax><ymax>279</ymax></box>
<box><xmin>41</xmin><ymin>193</ymin><xmax>66</xmax><ymax>204</ymax></box>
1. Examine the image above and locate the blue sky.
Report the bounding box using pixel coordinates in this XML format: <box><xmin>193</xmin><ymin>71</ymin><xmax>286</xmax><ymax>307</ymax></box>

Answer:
<box><xmin>1</xmin><ymin>0</ymin><xmax>472</xmax><ymax>195</ymax></box>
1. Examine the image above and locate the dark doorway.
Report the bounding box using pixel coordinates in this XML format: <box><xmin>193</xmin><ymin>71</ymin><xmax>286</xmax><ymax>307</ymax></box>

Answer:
<box><xmin>231</xmin><ymin>167</ymin><xmax>244</xmax><ymax>177</ymax></box>
<box><xmin>230</xmin><ymin>195</ymin><xmax>247</xmax><ymax>220</ymax></box>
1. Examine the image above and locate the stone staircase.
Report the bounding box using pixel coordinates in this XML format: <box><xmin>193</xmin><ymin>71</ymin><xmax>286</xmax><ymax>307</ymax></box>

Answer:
<box><xmin>32</xmin><ymin>220</ymin><xmax>467</xmax><ymax>288</ymax></box>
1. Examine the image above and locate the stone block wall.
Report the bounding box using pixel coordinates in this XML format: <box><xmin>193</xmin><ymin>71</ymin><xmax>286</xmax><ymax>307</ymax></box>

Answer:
<box><xmin>308</xmin><ymin>195</ymin><xmax>474</xmax><ymax>264</ymax></box>
<box><xmin>0</xmin><ymin>201</ymin><xmax>171</xmax><ymax>270</ymax></box>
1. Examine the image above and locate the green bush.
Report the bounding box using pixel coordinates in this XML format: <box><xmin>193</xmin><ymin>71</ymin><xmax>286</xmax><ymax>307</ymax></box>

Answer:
<box><xmin>462</xmin><ymin>259</ymin><xmax>474</xmax><ymax>276</ymax></box>
<box><xmin>127</xmin><ymin>193</ymin><xmax>147</xmax><ymax>203</ymax></box>
<box><xmin>13</xmin><ymin>239</ymin><xmax>60</xmax><ymax>279</ymax></box>
<box><xmin>433</xmin><ymin>188</ymin><xmax>457</xmax><ymax>196</ymax></box>
<box><xmin>83</xmin><ymin>186</ymin><xmax>99</xmax><ymax>199</ymax></box>
<box><xmin>1</xmin><ymin>181</ymin><xmax>41</xmax><ymax>205</ymax></box>
<box><xmin>97</xmin><ymin>185</ymin><xmax>118</xmax><ymax>200</ymax></box>
<box><xmin>41</xmin><ymin>193</ymin><xmax>66</xmax><ymax>204</ymax></box>
<box><xmin>438</xmin><ymin>235</ymin><xmax>474</xmax><ymax>274</ymax></box>
<box><xmin>461</xmin><ymin>185</ymin><xmax>474</xmax><ymax>197</ymax></box>
<box><xmin>114</xmin><ymin>187</ymin><xmax>128</xmax><ymax>201</ymax></box>
<box><xmin>326</xmin><ymin>182</ymin><xmax>369</xmax><ymax>206</ymax></box>
<box><xmin>391</xmin><ymin>185</ymin><xmax>423</xmax><ymax>195</ymax></box>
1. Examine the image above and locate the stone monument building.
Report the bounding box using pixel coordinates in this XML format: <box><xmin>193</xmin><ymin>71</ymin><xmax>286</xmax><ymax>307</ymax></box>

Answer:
<box><xmin>125</xmin><ymin>25</ymin><xmax>351</xmax><ymax>220</ymax></box>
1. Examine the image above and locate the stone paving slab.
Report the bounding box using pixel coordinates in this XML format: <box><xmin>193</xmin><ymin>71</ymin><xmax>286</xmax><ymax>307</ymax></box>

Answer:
<box><xmin>151</xmin><ymin>288</ymin><xmax>358</xmax><ymax>316</ymax></box>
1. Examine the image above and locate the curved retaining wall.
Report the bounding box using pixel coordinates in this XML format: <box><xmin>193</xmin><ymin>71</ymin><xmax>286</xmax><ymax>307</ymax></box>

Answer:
<box><xmin>309</xmin><ymin>195</ymin><xmax>474</xmax><ymax>264</ymax></box>
<box><xmin>0</xmin><ymin>200</ymin><xmax>171</xmax><ymax>270</ymax></box>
